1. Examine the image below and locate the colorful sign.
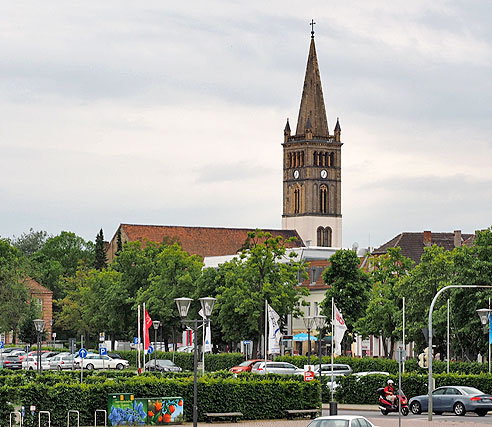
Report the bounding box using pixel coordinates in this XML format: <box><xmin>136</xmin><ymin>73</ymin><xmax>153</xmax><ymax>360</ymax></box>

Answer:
<box><xmin>108</xmin><ymin>394</ymin><xmax>184</xmax><ymax>425</ymax></box>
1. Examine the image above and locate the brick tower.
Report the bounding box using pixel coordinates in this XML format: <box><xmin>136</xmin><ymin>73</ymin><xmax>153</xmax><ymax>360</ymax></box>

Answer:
<box><xmin>282</xmin><ymin>28</ymin><xmax>342</xmax><ymax>247</ymax></box>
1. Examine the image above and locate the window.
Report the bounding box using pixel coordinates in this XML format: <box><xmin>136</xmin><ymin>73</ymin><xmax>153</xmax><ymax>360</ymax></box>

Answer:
<box><xmin>329</xmin><ymin>152</ymin><xmax>335</xmax><ymax>167</ymax></box>
<box><xmin>320</xmin><ymin>185</ymin><xmax>327</xmax><ymax>213</ymax></box>
<box><xmin>317</xmin><ymin>227</ymin><xmax>333</xmax><ymax>247</ymax></box>
<box><xmin>294</xmin><ymin>187</ymin><xmax>300</xmax><ymax>214</ymax></box>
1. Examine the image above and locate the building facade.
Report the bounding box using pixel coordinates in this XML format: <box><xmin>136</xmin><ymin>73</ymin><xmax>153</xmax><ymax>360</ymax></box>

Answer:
<box><xmin>282</xmin><ymin>31</ymin><xmax>342</xmax><ymax>248</ymax></box>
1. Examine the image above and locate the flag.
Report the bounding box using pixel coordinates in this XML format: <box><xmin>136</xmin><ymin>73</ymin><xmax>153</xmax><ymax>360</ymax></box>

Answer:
<box><xmin>199</xmin><ymin>309</ymin><xmax>213</xmax><ymax>353</ymax></box>
<box><xmin>267</xmin><ymin>303</ymin><xmax>282</xmax><ymax>354</ymax></box>
<box><xmin>489</xmin><ymin>313</ymin><xmax>492</xmax><ymax>345</ymax></box>
<box><xmin>144</xmin><ymin>308</ymin><xmax>152</xmax><ymax>352</ymax></box>
<box><xmin>333</xmin><ymin>303</ymin><xmax>347</xmax><ymax>355</ymax></box>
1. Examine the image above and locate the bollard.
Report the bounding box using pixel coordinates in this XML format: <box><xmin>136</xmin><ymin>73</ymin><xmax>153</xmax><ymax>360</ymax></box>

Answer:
<box><xmin>38</xmin><ymin>411</ymin><xmax>51</xmax><ymax>427</ymax></box>
<box><xmin>329</xmin><ymin>401</ymin><xmax>338</xmax><ymax>415</ymax></box>
<box><xmin>94</xmin><ymin>409</ymin><xmax>107</xmax><ymax>427</ymax></box>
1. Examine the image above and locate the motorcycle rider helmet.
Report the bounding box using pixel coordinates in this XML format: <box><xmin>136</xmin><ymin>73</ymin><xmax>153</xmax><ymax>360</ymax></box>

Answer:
<box><xmin>387</xmin><ymin>379</ymin><xmax>394</xmax><ymax>385</ymax></box>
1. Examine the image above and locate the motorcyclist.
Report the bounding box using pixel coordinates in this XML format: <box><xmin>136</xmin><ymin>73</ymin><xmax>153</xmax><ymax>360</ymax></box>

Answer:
<box><xmin>384</xmin><ymin>379</ymin><xmax>396</xmax><ymax>404</ymax></box>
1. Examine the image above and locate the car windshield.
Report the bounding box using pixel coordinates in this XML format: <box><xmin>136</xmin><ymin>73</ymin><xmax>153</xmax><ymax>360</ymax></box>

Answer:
<box><xmin>157</xmin><ymin>360</ymin><xmax>174</xmax><ymax>366</ymax></box>
<box><xmin>238</xmin><ymin>361</ymin><xmax>252</xmax><ymax>367</ymax></box>
<box><xmin>308</xmin><ymin>420</ymin><xmax>349</xmax><ymax>427</ymax></box>
<box><xmin>460</xmin><ymin>387</ymin><xmax>483</xmax><ymax>395</ymax></box>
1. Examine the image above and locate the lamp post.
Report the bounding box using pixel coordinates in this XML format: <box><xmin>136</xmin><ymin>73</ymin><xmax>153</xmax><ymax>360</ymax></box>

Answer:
<box><xmin>152</xmin><ymin>320</ymin><xmax>161</xmax><ymax>371</ymax></box>
<box><xmin>477</xmin><ymin>308</ymin><xmax>491</xmax><ymax>373</ymax></box>
<box><xmin>175</xmin><ymin>297</ymin><xmax>216</xmax><ymax>427</ymax></box>
<box><xmin>303</xmin><ymin>316</ymin><xmax>314</xmax><ymax>365</ymax></box>
<box><xmin>33</xmin><ymin>319</ymin><xmax>45</xmax><ymax>375</ymax></box>
<box><xmin>314</xmin><ymin>315</ymin><xmax>327</xmax><ymax>406</ymax></box>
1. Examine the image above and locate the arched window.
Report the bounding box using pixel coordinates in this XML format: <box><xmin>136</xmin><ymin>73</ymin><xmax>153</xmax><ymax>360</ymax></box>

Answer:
<box><xmin>317</xmin><ymin>226</ymin><xmax>333</xmax><ymax>247</ymax></box>
<box><xmin>329</xmin><ymin>152</ymin><xmax>335</xmax><ymax>167</ymax></box>
<box><xmin>294</xmin><ymin>187</ymin><xmax>300</xmax><ymax>214</ymax></box>
<box><xmin>300</xmin><ymin>151</ymin><xmax>304</xmax><ymax>167</ymax></box>
<box><xmin>320</xmin><ymin>185</ymin><xmax>327</xmax><ymax>213</ymax></box>
<box><xmin>323</xmin><ymin>152</ymin><xmax>328</xmax><ymax>167</ymax></box>
<box><xmin>317</xmin><ymin>226</ymin><xmax>324</xmax><ymax>246</ymax></box>
<box><xmin>313</xmin><ymin>152</ymin><xmax>318</xmax><ymax>166</ymax></box>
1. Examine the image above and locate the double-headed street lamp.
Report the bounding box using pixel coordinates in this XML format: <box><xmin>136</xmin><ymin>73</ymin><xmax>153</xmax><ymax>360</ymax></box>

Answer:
<box><xmin>33</xmin><ymin>319</ymin><xmax>45</xmax><ymax>375</ymax></box>
<box><xmin>175</xmin><ymin>297</ymin><xmax>216</xmax><ymax>427</ymax></box>
<box><xmin>314</xmin><ymin>315</ymin><xmax>328</xmax><ymax>404</ymax></box>
<box><xmin>303</xmin><ymin>316</ymin><xmax>315</xmax><ymax>365</ymax></box>
<box><xmin>477</xmin><ymin>308</ymin><xmax>491</xmax><ymax>373</ymax></box>
<box><xmin>152</xmin><ymin>320</ymin><xmax>161</xmax><ymax>370</ymax></box>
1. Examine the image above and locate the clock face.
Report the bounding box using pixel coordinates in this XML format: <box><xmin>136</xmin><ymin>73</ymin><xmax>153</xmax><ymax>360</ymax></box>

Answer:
<box><xmin>321</xmin><ymin>170</ymin><xmax>327</xmax><ymax>179</ymax></box>
<box><xmin>294</xmin><ymin>170</ymin><xmax>300</xmax><ymax>179</ymax></box>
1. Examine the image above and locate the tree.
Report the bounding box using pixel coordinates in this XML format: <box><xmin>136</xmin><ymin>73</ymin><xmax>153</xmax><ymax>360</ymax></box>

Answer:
<box><xmin>0</xmin><ymin>239</ymin><xmax>28</xmax><ymax>342</ymax></box>
<box><xmin>116</xmin><ymin>228</ymin><xmax>123</xmax><ymax>254</ymax></box>
<box><xmin>95</xmin><ymin>229</ymin><xmax>107</xmax><ymax>270</ymax></box>
<box><xmin>355</xmin><ymin>248</ymin><xmax>414</xmax><ymax>357</ymax></box>
<box><xmin>213</xmin><ymin>230</ymin><xmax>308</xmax><ymax>355</ymax></box>
<box><xmin>321</xmin><ymin>249</ymin><xmax>372</xmax><ymax>334</ymax></box>
<box><xmin>12</xmin><ymin>228</ymin><xmax>51</xmax><ymax>257</ymax></box>
<box><xmin>18</xmin><ymin>298</ymin><xmax>43</xmax><ymax>344</ymax></box>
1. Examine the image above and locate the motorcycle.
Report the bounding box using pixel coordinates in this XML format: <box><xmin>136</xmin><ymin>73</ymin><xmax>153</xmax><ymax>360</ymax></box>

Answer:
<box><xmin>377</xmin><ymin>387</ymin><xmax>409</xmax><ymax>416</ymax></box>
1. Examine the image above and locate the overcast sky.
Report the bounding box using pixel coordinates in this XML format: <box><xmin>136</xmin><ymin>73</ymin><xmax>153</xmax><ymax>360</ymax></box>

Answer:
<box><xmin>1</xmin><ymin>1</ymin><xmax>491</xmax><ymax>249</ymax></box>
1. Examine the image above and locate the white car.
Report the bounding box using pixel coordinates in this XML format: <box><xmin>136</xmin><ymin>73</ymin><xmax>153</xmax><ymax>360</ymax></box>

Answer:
<box><xmin>49</xmin><ymin>354</ymin><xmax>78</xmax><ymax>370</ymax></box>
<box><xmin>79</xmin><ymin>354</ymin><xmax>129</xmax><ymax>370</ymax></box>
<box><xmin>308</xmin><ymin>415</ymin><xmax>379</xmax><ymax>427</ymax></box>
<box><xmin>22</xmin><ymin>356</ymin><xmax>50</xmax><ymax>371</ymax></box>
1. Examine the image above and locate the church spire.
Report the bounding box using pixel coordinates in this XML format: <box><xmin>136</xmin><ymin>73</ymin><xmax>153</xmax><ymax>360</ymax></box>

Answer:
<box><xmin>295</xmin><ymin>28</ymin><xmax>329</xmax><ymax>137</ymax></box>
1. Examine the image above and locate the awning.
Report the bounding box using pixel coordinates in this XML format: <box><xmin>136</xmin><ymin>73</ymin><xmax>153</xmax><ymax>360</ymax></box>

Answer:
<box><xmin>292</xmin><ymin>333</ymin><xmax>318</xmax><ymax>341</ymax></box>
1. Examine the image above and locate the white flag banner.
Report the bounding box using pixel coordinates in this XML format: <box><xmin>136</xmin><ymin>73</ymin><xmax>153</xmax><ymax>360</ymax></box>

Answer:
<box><xmin>267</xmin><ymin>303</ymin><xmax>282</xmax><ymax>354</ymax></box>
<box><xmin>199</xmin><ymin>309</ymin><xmax>213</xmax><ymax>353</ymax></box>
<box><xmin>333</xmin><ymin>303</ymin><xmax>347</xmax><ymax>355</ymax></box>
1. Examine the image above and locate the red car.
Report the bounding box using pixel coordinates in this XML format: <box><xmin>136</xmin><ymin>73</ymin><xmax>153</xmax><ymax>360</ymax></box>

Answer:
<box><xmin>229</xmin><ymin>359</ymin><xmax>263</xmax><ymax>374</ymax></box>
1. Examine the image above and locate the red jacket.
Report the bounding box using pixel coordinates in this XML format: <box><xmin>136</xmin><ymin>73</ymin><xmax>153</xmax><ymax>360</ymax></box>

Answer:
<box><xmin>384</xmin><ymin>385</ymin><xmax>394</xmax><ymax>396</ymax></box>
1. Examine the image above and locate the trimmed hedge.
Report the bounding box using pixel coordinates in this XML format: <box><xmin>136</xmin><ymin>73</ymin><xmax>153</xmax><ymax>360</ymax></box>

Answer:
<box><xmin>0</xmin><ymin>372</ymin><xmax>319</xmax><ymax>426</ymax></box>
<box><xmin>274</xmin><ymin>355</ymin><xmax>491</xmax><ymax>375</ymax></box>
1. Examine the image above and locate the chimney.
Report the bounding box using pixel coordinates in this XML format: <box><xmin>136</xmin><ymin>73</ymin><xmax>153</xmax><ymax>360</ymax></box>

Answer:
<box><xmin>305</xmin><ymin>240</ymin><xmax>311</xmax><ymax>247</ymax></box>
<box><xmin>423</xmin><ymin>231</ymin><xmax>432</xmax><ymax>247</ymax></box>
<box><xmin>454</xmin><ymin>230</ymin><xmax>462</xmax><ymax>248</ymax></box>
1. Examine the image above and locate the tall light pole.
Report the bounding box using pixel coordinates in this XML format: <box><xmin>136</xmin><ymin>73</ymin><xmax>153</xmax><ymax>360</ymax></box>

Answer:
<box><xmin>476</xmin><ymin>308</ymin><xmax>491</xmax><ymax>373</ymax></box>
<box><xmin>175</xmin><ymin>297</ymin><xmax>216</xmax><ymax>427</ymax></box>
<box><xmin>303</xmin><ymin>316</ymin><xmax>314</xmax><ymax>365</ymax></box>
<box><xmin>152</xmin><ymin>320</ymin><xmax>161</xmax><ymax>370</ymax></box>
<box><xmin>33</xmin><ymin>319</ymin><xmax>45</xmax><ymax>375</ymax></box>
<box><xmin>314</xmin><ymin>315</ymin><xmax>327</xmax><ymax>406</ymax></box>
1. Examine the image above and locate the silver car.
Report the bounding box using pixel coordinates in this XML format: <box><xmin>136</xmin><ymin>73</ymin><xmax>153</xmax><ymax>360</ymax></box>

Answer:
<box><xmin>49</xmin><ymin>354</ymin><xmax>78</xmax><ymax>370</ymax></box>
<box><xmin>409</xmin><ymin>386</ymin><xmax>492</xmax><ymax>417</ymax></box>
<box><xmin>251</xmin><ymin>361</ymin><xmax>300</xmax><ymax>375</ymax></box>
<box><xmin>314</xmin><ymin>364</ymin><xmax>353</xmax><ymax>377</ymax></box>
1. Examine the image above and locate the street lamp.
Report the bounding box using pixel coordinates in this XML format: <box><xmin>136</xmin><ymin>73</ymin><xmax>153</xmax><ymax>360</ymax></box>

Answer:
<box><xmin>33</xmin><ymin>319</ymin><xmax>45</xmax><ymax>375</ymax></box>
<box><xmin>477</xmin><ymin>308</ymin><xmax>491</xmax><ymax>373</ymax></box>
<box><xmin>175</xmin><ymin>297</ymin><xmax>216</xmax><ymax>427</ymax></box>
<box><xmin>152</xmin><ymin>320</ymin><xmax>161</xmax><ymax>370</ymax></box>
<box><xmin>314</xmin><ymin>315</ymin><xmax>328</xmax><ymax>406</ymax></box>
<box><xmin>303</xmin><ymin>316</ymin><xmax>315</xmax><ymax>365</ymax></box>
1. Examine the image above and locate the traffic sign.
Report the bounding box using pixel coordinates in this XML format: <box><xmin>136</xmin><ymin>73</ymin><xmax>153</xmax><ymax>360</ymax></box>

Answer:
<box><xmin>133</xmin><ymin>337</ymin><xmax>139</xmax><ymax>345</ymax></box>
<box><xmin>147</xmin><ymin>345</ymin><xmax>154</xmax><ymax>354</ymax></box>
<box><xmin>304</xmin><ymin>370</ymin><xmax>315</xmax><ymax>382</ymax></box>
<box><xmin>99</xmin><ymin>332</ymin><xmax>105</xmax><ymax>342</ymax></box>
<box><xmin>0</xmin><ymin>341</ymin><xmax>4</xmax><ymax>349</ymax></box>
<box><xmin>99</xmin><ymin>347</ymin><xmax>107</xmax><ymax>356</ymax></box>
<box><xmin>243</xmin><ymin>340</ymin><xmax>252</xmax><ymax>345</ymax></box>
<box><xmin>396</xmin><ymin>348</ymin><xmax>406</xmax><ymax>363</ymax></box>
<box><xmin>78</xmin><ymin>348</ymin><xmax>88</xmax><ymax>358</ymax></box>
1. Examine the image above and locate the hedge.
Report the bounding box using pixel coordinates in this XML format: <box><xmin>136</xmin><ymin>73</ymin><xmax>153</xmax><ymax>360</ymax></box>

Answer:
<box><xmin>334</xmin><ymin>372</ymin><xmax>492</xmax><ymax>404</ymax></box>
<box><xmin>0</xmin><ymin>372</ymin><xmax>319</xmax><ymax>426</ymax></box>
<box><xmin>274</xmin><ymin>355</ymin><xmax>491</xmax><ymax>375</ymax></box>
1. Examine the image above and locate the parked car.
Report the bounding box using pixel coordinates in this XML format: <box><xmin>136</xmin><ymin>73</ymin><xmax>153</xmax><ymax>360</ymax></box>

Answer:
<box><xmin>176</xmin><ymin>346</ymin><xmax>193</xmax><ymax>353</ymax></box>
<box><xmin>251</xmin><ymin>361</ymin><xmax>300</xmax><ymax>375</ymax></box>
<box><xmin>22</xmin><ymin>356</ymin><xmax>51</xmax><ymax>371</ymax></box>
<box><xmin>145</xmin><ymin>359</ymin><xmax>182</xmax><ymax>372</ymax></box>
<box><xmin>229</xmin><ymin>359</ymin><xmax>263</xmax><ymax>374</ymax></box>
<box><xmin>79</xmin><ymin>354</ymin><xmax>129</xmax><ymax>370</ymax></box>
<box><xmin>314</xmin><ymin>364</ymin><xmax>353</xmax><ymax>377</ymax></box>
<box><xmin>49</xmin><ymin>354</ymin><xmax>78</xmax><ymax>370</ymax></box>
<box><xmin>9</xmin><ymin>350</ymin><xmax>27</xmax><ymax>361</ymax></box>
<box><xmin>308</xmin><ymin>415</ymin><xmax>378</xmax><ymax>427</ymax></box>
<box><xmin>409</xmin><ymin>385</ymin><xmax>492</xmax><ymax>417</ymax></box>
<box><xmin>3</xmin><ymin>355</ymin><xmax>22</xmax><ymax>369</ymax></box>
<box><xmin>353</xmin><ymin>371</ymin><xmax>389</xmax><ymax>378</ymax></box>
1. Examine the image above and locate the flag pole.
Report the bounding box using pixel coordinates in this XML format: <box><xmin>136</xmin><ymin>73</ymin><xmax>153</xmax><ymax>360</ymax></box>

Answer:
<box><xmin>264</xmin><ymin>300</ymin><xmax>268</xmax><ymax>373</ymax></box>
<box><xmin>143</xmin><ymin>302</ymin><xmax>146</xmax><ymax>372</ymax></box>
<box><xmin>331</xmin><ymin>296</ymin><xmax>334</xmax><ymax>402</ymax></box>
<box><xmin>137</xmin><ymin>304</ymin><xmax>141</xmax><ymax>372</ymax></box>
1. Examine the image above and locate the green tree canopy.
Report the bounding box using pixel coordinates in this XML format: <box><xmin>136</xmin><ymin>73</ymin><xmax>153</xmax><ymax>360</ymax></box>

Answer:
<box><xmin>94</xmin><ymin>228</ymin><xmax>108</xmax><ymax>270</ymax></box>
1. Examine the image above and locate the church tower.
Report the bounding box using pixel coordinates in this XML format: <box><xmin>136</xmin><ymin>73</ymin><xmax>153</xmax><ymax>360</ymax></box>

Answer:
<box><xmin>282</xmin><ymin>26</ymin><xmax>342</xmax><ymax>247</ymax></box>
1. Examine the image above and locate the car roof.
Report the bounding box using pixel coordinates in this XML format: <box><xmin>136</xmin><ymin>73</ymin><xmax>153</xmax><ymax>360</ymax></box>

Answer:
<box><xmin>314</xmin><ymin>415</ymin><xmax>369</xmax><ymax>420</ymax></box>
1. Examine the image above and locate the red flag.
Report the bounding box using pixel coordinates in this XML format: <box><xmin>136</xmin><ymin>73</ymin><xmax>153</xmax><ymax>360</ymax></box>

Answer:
<box><xmin>144</xmin><ymin>308</ymin><xmax>152</xmax><ymax>351</ymax></box>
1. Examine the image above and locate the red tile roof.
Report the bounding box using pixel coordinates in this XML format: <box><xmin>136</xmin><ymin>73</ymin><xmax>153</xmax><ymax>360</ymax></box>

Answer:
<box><xmin>112</xmin><ymin>224</ymin><xmax>304</xmax><ymax>259</ymax></box>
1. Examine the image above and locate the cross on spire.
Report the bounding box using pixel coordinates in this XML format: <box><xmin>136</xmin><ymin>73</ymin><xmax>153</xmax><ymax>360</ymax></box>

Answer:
<box><xmin>310</xmin><ymin>19</ymin><xmax>316</xmax><ymax>38</ymax></box>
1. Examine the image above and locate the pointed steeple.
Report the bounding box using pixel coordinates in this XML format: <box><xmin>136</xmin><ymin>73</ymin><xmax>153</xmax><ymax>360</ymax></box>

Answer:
<box><xmin>295</xmin><ymin>35</ymin><xmax>329</xmax><ymax>137</ymax></box>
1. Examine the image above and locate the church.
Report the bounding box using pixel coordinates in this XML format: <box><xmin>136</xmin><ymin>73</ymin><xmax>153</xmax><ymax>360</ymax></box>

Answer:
<box><xmin>107</xmin><ymin>28</ymin><xmax>342</xmax><ymax>261</ymax></box>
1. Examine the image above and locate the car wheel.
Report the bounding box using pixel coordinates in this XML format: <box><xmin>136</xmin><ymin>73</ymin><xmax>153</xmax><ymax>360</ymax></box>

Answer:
<box><xmin>410</xmin><ymin>401</ymin><xmax>422</xmax><ymax>415</ymax></box>
<box><xmin>86</xmin><ymin>363</ymin><xmax>94</xmax><ymax>370</ymax></box>
<box><xmin>476</xmin><ymin>409</ymin><xmax>487</xmax><ymax>417</ymax></box>
<box><xmin>402</xmin><ymin>406</ymin><xmax>409</xmax><ymax>416</ymax></box>
<box><xmin>29</xmin><ymin>367</ymin><xmax>33</xmax><ymax>371</ymax></box>
<box><xmin>57</xmin><ymin>366</ymin><xmax>62</xmax><ymax>371</ymax></box>
<box><xmin>116</xmin><ymin>363</ymin><xmax>123</xmax><ymax>370</ymax></box>
<box><xmin>453</xmin><ymin>402</ymin><xmax>466</xmax><ymax>416</ymax></box>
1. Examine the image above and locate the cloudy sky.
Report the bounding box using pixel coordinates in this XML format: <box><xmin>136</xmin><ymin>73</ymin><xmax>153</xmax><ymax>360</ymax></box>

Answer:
<box><xmin>1</xmin><ymin>1</ymin><xmax>491</xmax><ymax>249</ymax></box>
